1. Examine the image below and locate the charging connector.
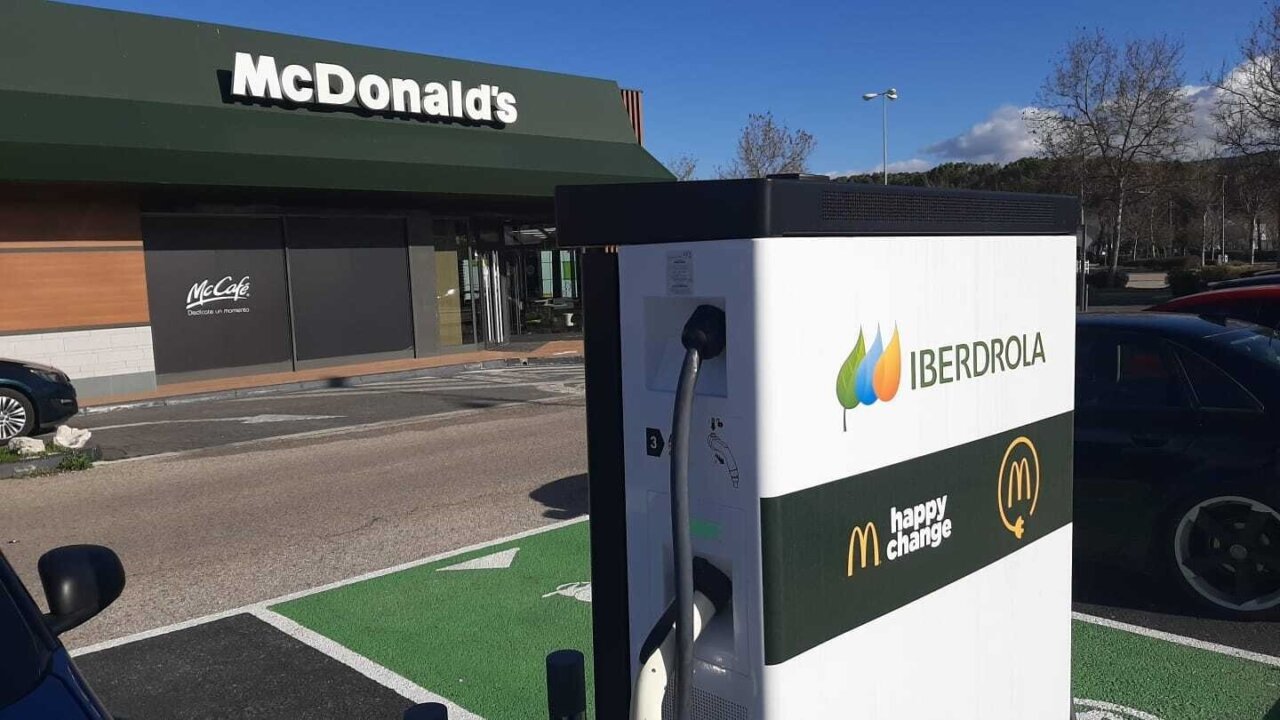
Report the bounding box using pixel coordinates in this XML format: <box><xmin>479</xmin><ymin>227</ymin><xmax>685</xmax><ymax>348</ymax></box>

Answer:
<box><xmin>667</xmin><ymin>304</ymin><xmax>726</xmax><ymax>720</ymax></box>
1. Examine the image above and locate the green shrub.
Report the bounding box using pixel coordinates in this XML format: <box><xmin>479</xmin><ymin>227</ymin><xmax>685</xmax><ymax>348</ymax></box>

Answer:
<box><xmin>1199</xmin><ymin>264</ymin><xmax>1252</xmax><ymax>284</ymax></box>
<box><xmin>1130</xmin><ymin>256</ymin><xmax>1198</xmax><ymax>272</ymax></box>
<box><xmin>1166</xmin><ymin>269</ymin><xmax>1203</xmax><ymax>297</ymax></box>
<box><xmin>56</xmin><ymin>451</ymin><xmax>93</xmax><ymax>472</ymax></box>
<box><xmin>1086</xmin><ymin>270</ymin><xmax>1130</xmax><ymax>289</ymax></box>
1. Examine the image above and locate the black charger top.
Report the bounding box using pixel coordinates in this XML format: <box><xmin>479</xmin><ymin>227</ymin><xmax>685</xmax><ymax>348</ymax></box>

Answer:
<box><xmin>555</xmin><ymin>176</ymin><xmax>1078</xmax><ymax>247</ymax></box>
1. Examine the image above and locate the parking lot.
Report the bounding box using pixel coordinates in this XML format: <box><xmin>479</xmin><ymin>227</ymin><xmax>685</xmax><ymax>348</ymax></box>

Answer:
<box><xmin>67</xmin><ymin>519</ymin><xmax>1280</xmax><ymax>720</ymax></box>
<box><xmin>8</xmin><ymin>362</ymin><xmax>1280</xmax><ymax>718</ymax></box>
<box><xmin>77</xmin><ymin>363</ymin><xmax>586</xmax><ymax>461</ymax></box>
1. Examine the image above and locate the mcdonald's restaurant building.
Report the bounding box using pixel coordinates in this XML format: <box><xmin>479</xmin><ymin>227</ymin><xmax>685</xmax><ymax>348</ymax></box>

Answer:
<box><xmin>0</xmin><ymin>0</ymin><xmax>668</xmax><ymax>400</ymax></box>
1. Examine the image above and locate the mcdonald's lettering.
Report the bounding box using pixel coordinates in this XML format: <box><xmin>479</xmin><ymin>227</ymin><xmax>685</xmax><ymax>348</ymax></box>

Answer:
<box><xmin>846</xmin><ymin>522</ymin><xmax>881</xmax><ymax>576</ymax></box>
<box><xmin>997</xmin><ymin>436</ymin><xmax>1041</xmax><ymax>540</ymax></box>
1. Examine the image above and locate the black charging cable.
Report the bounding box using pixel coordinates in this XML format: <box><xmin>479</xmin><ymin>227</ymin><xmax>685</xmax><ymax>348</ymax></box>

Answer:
<box><xmin>670</xmin><ymin>304</ymin><xmax>726</xmax><ymax>720</ymax></box>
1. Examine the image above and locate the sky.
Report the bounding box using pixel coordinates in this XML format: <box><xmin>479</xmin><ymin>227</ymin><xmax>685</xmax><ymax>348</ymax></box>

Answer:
<box><xmin>77</xmin><ymin>0</ymin><xmax>1260</xmax><ymax>178</ymax></box>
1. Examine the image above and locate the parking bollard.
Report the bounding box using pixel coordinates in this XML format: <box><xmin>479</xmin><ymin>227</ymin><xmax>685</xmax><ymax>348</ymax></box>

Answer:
<box><xmin>403</xmin><ymin>702</ymin><xmax>448</xmax><ymax>720</ymax></box>
<box><xmin>546</xmin><ymin>649</ymin><xmax>587</xmax><ymax>720</ymax></box>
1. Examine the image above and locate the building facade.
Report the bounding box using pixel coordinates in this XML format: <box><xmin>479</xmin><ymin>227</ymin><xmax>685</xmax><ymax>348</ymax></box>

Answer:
<box><xmin>0</xmin><ymin>0</ymin><xmax>668</xmax><ymax>399</ymax></box>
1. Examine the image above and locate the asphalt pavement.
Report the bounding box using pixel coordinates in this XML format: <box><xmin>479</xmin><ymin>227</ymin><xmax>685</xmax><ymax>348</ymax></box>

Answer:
<box><xmin>1</xmin><ymin>365</ymin><xmax>589</xmax><ymax>649</ymax></box>
<box><xmin>75</xmin><ymin>363</ymin><xmax>585</xmax><ymax>460</ymax></box>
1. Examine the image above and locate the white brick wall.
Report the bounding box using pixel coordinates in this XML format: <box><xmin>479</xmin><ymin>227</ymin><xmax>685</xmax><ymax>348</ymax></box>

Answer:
<box><xmin>0</xmin><ymin>326</ymin><xmax>155</xmax><ymax>379</ymax></box>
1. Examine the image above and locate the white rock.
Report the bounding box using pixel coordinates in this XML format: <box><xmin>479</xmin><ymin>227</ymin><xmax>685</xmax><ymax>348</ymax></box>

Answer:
<box><xmin>7</xmin><ymin>437</ymin><xmax>45</xmax><ymax>456</ymax></box>
<box><xmin>52</xmin><ymin>425</ymin><xmax>91</xmax><ymax>450</ymax></box>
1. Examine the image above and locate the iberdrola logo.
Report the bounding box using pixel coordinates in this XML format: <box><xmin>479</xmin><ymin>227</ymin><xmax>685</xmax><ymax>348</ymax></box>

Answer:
<box><xmin>835</xmin><ymin>325</ymin><xmax>902</xmax><ymax>431</ymax></box>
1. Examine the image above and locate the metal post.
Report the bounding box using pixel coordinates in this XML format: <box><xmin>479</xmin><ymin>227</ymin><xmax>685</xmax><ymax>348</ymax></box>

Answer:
<box><xmin>1079</xmin><ymin>225</ymin><xmax>1088</xmax><ymax>312</ymax></box>
<box><xmin>546</xmin><ymin>649</ymin><xmax>587</xmax><ymax>720</ymax></box>
<box><xmin>881</xmin><ymin>96</ymin><xmax>889</xmax><ymax>186</ymax></box>
<box><xmin>1221</xmin><ymin>175</ymin><xmax>1227</xmax><ymax>261</ymax></box>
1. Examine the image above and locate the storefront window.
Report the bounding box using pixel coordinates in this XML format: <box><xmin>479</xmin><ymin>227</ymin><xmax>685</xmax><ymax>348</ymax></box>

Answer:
<box><xmin>432</xmin><ymin>218</ymin><xmax>476</xmax><ymax>346</ymax></box>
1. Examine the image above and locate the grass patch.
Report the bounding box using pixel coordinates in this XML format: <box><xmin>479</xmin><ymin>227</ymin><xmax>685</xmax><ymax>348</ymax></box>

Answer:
<box><xmin>56</xmin><ymin>450</ymin><xmax>94</xmax><ymax>471</ymax></box>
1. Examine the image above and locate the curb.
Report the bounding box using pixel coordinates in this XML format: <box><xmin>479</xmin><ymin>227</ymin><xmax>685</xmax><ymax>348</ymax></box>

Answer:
<box><xmin>0</xmin><ymin>446</ymin><xmax>102</xmax><ymax>479</ymax></box>
<box><xmin>82</xmin><ymin>355</ymin><xmax>583</xmax><ymax>415</ymax></box>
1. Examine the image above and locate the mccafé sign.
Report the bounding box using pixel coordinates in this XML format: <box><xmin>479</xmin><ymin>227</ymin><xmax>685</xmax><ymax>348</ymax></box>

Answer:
<box><xmin>230</xmin><ymin>52</ymin><xmax>519</xmax><ymax>124</ymax></box>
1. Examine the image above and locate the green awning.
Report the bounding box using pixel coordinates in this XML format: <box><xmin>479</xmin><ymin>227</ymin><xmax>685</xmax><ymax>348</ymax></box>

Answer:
<box><xmin>0</xmin><ymin>91</ymin><xmax>671</xmax><ymax>196</ymax></box>
<box><xmin>0</xmin><ymin>0</ymin><xmax>672</xmax><ymax>196</ymax></box>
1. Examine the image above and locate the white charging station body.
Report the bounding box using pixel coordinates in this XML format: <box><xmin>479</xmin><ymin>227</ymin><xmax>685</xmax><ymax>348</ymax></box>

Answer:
<box><xmin>561</xmin><ymin>179</ymin><xmax>1079</xmax><ymax>719</ymax></box>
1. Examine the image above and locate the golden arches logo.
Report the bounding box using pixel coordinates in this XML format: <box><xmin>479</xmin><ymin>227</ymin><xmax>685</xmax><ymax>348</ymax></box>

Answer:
<box><xmin>846</xmin><ymin>522</ymin><xmax>881</xmax><ymax>576</ymax></box>
<box><xmin>997</xmin><ymin>436</ymin><xmax>1040</xmax><ymax>540</ymax></box>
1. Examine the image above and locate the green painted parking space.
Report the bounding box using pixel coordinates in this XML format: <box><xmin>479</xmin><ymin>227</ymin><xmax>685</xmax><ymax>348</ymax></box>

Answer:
<box><xmin>1073</xmin><ymin>621</ymin><xmax>1280</xmax><ymax>720</ymax></box>
<box><xmin>272</xmin><ymin>521</ymin><xmax>595</xmax><ymax>720</ymax></box>
<box><xmin>274</xmin><ymin>521</ymin><xmax>1280</xmax><ymax>720</ymax></box>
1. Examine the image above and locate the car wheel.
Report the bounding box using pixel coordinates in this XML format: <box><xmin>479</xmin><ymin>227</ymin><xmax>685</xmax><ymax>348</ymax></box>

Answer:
<box><xmin>0</xmin><ymin>388</ymin><xmax>35</xmax><ymax>442</ymax></box>
<box><xmin>1169</xmin><ymin>492</ymin><xmax>1280</xmax><ymax>618</ymax></box>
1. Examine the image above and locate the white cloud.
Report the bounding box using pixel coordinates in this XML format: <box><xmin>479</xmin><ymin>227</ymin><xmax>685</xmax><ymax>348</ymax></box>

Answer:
<box><xmin>922</xmin><ymin>105</ymin><xmax>1041</xmax><ymax>164</ymax></box>
<box><xmin>1181</xmin><ymin>83</ymin><xmax>1222</xmax><ymax>157</ymax></box>
<box><xmin>824</xmin><ymin>158</ymin><xmax>934</xmax><ymax>177</ymax></box>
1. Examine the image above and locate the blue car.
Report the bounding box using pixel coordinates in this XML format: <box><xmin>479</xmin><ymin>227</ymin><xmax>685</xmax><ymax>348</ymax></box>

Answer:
<box><xmin>0</xmin><ymin>546</ymin><xmax>123</xmax><ymax>719</ymax></box>
<box><xmin>0</xmin><ymin>359</ymin><xmax>79</xmax><ymax>442</ymax></box>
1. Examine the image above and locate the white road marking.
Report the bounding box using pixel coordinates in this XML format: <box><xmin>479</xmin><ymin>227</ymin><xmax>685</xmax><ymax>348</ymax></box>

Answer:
<box><xmin>89</xmin><ymin>414</ymin><xmax>341</xmax><ymax>431</ymax></box>
<box><xmin>1073</xmin><ymin>611</ymin><xmax>1280</xmax><ymax>668</ymax></box>
<box><xmin>1072</xmin><ymin>697</ymin><xmax>1163</xmax><ymax>720</ymax></box>
<box><xmin>542</xmin><ymin>582</ymin><xmax>592</xmax><ymax>603</ymax></box>
<box><xmin>93</xmin><ymin>398</ymin><xmax>576</xmax><ymax>465</ymax></box>
<box><xmin>249</xmin><ymin>608</ymin><xmax>481</xmax><ymax>719</ymax></box>
<box><xmin>438</xmin><ymin>547</ymin><xmax>520</xmax><ymax>571</ymax></box>
<box><xmin>71</xmin><ymin>515</ymin><xmax>588</xmax><ymax>656</ymax></box>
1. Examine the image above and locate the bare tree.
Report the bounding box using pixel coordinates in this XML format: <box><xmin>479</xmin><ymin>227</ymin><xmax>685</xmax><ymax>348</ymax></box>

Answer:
<box><xmin>666</xmin><ymin>154</ymin><xmax>699</xmax><ymax>181</ymax></box>
<box><xmin>1232</xmin><ymin>159</ymin><xmax>1277</xmax><ymax>262</ymax></box>
<box><xmin>1028</xmin><ymin>30</ymin><xmax>1194</xmax><ymax>271</ymax></box>
<box><xmin>717</xmin><ymin>112</ymin><xmax>816</xmax><ymax>179</ymax></box>
<box><xmin>1215</xmin><ymin>3</ymin><xmax>1280</xmax><ymax>156</ymax></box>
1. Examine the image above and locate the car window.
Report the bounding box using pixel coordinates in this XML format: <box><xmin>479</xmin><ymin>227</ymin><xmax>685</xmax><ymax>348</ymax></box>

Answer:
<box><xmin>1207</xmin><ymin>322</ymin><xmax>1280</xmax><ymax>372</ymax></box>
<box><xmin>1077</xmin><ymin>333</ymin><xmax>1188</xmax><ymax>408</ymax></box>
<box><xmin>1175</xmin><ymin>346</ymin><xmax>1263</xmax><ymax>412</ymax></box>
<box><xmin>0</xmin><ymin>556</ymin><xmax>52</xmax><ymax>707</ymax></box>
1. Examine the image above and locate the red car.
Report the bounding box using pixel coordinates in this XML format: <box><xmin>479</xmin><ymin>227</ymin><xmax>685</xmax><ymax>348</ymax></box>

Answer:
<box><xmin>1149</xmin><ymin>286</ymin><xmax>1280</xmax><ymax>331</ymax></box>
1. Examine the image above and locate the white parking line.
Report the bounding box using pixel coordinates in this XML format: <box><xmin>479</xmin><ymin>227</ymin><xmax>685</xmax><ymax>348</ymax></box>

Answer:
<box><xmin>1073</xmin><ymin>611</ymin><xmax>1280</xmax><ymax>668</ymax></box>
<box><xmin>250</xmin><ymin>608</ymin><xmax>481</xmax><ymax>719</ymax></box>
<box><xmin>93</xmin><ymin>398</ymin><xmax>575</xmax><ymax>465</ymax></box>
<box><xmin>71</xmin><ymin>515</ymin><xmax>588</xmax><ymax>656</ymax></box>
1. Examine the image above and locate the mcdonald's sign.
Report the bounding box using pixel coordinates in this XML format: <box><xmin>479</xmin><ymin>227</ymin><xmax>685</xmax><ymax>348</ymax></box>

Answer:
<box><xmin>846</xmin><ymin>522</ymin><xmax>881</xmax><ymax>576</ymax></box>
<box><xmin>997</xmin><ymin>436</ymin><xmax>1040</xmax><ymax>540</ymax></box>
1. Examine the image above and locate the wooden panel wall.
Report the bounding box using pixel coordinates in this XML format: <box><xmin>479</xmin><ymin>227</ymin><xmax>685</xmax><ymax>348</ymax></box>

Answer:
<box><xmin>0</xmin><ymin>186</ymin><xmax>150</xmax><ymax>333</ymax></box>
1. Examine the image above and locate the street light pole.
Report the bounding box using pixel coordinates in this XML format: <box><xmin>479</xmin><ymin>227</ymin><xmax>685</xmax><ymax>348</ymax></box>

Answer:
<box><xmin>862</xmin><ymin>88</ymin><xmax>898</xmax><ymax>185</ymax></box>
<box><xmin>1220</xmin><ymin>174</ymin><xmax>1228</xmax><ymax>261</ymax></box>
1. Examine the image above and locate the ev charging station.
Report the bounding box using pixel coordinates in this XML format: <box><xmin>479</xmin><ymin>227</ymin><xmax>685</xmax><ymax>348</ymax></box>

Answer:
<box><xmin>557</xmin><ymin>177</ymin><xmax>1080</xmax><ymax>719</ymax></box>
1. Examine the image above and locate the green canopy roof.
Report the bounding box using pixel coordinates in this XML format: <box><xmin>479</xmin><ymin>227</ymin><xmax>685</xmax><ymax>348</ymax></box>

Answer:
<box><xmin>0</xmin><ymin>0</ymin><xmax>671</xmax><ymax>196</ymax></box>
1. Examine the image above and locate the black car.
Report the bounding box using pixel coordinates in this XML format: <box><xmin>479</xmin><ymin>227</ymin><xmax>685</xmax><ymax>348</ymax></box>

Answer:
<box><xmin>0</xmin><ymin>359</ymin><xmax>79</xmax><ymax>442</ymax></box>
<box><xmin>1075</xmin><ymin>313</ymin><xmax>1280</xmax><ymax>618</ymax></box>
<box><xmin>0</xmin><ymin>545</ymin><xmax>124</xmax><ymax>719</ymax></box>
<box><xmin>1207</xmin><ymin>272</ymin><xmax>1280</xmax><ymax>291</ymax></box>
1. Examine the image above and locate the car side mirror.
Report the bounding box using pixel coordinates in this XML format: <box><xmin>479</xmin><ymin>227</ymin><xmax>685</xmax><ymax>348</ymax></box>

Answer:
<box><xmin>38</xmin><ymin>544</ymin><xmax>125</xmax><ymax>636</ymax></box>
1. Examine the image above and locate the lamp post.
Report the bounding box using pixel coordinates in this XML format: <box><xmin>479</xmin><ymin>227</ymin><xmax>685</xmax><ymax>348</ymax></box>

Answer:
<box><xmin>1220</xmin><ymin>174</ymin><xmax>1228</xmax><ymax>262</ymax></box>
<box><xmin>862</xmin><ymin>88</ymin><xmax>899</xmax><ymax>185</ymax></box>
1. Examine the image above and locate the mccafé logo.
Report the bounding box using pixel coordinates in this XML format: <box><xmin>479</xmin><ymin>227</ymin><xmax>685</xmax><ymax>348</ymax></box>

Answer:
<box><xmin>230</xmin><ymin>53</ymin><xmax>519</xmax><ymax>125</ymax></box>
<box><xmin>186</xmin><ymin>276</ymin><xmax>252</xmax><ymax>311</ymax></box>
<box><xmin>997</xmin><ymin>436</ymin><xmax>1040</xmax><ymax>540</ymax></box>
<box><xmin>834</xmin><ymin>325</ymin><xmax>902</xmax><ymax>431</ymax></box>
<box><xmin>846</xmin><ymin>494</ymin><xmax>953</xmax><ymax>578</ymax></box>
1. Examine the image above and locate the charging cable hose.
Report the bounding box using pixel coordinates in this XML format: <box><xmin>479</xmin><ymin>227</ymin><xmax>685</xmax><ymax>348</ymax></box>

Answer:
<box><xmin>667</xmin><ymin>305</ymin><xmax>727</xmax><ymax>720</ymax></box>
